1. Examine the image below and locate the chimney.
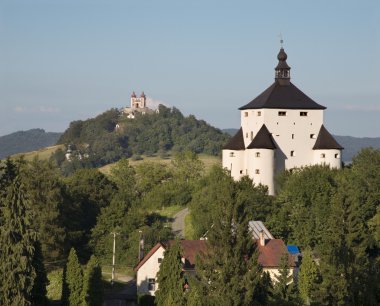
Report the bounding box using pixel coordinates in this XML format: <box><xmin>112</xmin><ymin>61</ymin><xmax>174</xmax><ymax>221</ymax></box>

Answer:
<box><xmin>259</xmin><ymin>230</ymin><xmax>265</xmax><ymax>246</ymax></box>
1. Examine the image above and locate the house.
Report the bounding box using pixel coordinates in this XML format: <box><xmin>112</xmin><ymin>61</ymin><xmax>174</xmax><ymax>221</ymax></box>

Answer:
<box><xmin>222</xmin><ymin>47</ymin><xmax>343</xmax><ymax>195</ymax></box>
<box><xmin>135</xmin><ymin>237</ymin><xmax>297</xmax><ymax>296</ymax></box>
<box><xmin>134</xmin><ymin>240</ymin><xmax>207</xmax><ymax>296</ymax></box>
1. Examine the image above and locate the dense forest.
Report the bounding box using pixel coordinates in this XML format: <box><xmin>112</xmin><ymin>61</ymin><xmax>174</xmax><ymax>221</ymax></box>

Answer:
<box><xmin>0</xmin><ymin>147</ymin><xmax>379</xmax><ymax>305</ymax></box>
<box><xmin>53</xmin><ymin>105</ymin><xmax>229</xmax><ymax>173</ymax></box>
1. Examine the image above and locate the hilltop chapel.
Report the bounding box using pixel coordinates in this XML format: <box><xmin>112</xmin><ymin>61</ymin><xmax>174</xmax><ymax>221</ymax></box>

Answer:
<box><xmin>222</xmin><ymin>47</ymin><xmax>343</xmax><ymax>195</ymax></box>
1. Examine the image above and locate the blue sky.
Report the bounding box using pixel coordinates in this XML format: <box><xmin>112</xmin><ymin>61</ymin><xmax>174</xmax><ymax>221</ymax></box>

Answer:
<box><xmin>1</xmin><ymin>0</ymin><xmax>379</xmax><ymax>137</ymax></box>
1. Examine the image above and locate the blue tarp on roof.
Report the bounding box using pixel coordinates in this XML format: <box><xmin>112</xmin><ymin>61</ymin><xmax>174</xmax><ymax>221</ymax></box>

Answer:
<box><xmin>287</xmin><ymin>245</ymin><xmax>300</xmax><ymax>255</ymax></box>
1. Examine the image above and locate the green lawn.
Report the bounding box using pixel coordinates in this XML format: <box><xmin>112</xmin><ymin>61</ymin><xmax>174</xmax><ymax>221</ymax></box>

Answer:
<box><xmin>184</xmin><ymin>213</ymin><xmax>195</xmax><ymax>240</ymax></box>
<box><xmin>12</xmin><ymin>144</ymin><xmax>64</xmax><ymax>161</ymax></box>
<box><xmin>99</xmin><ymin>153</ymin><xmax>221</xmax><ymax>176</ymax></box>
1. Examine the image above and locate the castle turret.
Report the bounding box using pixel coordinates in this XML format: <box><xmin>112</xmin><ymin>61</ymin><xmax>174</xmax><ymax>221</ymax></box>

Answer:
<box><xmin>275</xmin><ymin>48</ymin><xmax>291</xmax><ymax>85</ymax></box>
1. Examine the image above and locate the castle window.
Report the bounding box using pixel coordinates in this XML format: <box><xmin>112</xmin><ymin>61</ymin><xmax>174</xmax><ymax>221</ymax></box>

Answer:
<box><xmin>300</xmin><ymin>112</ymin><xmax>308</xmax><ymax>116</ymax></box>
<box><xmin>246</xmin><ymin>133</ymin><xmax>248</xmax><ymax>138</ymax></box>
<box><xmin>290</xmin><ymin>150</ymin><xmax>295</xmax><ymax>157</ymax></box>
<box><xmin>292</xmin><ymin>134</ymin><xmax>294</xmax><ymax>139</ymax></box>
<box><xmin>278</xmin><ymin>111</ymin><xmax>286</xmax><ymax>116</ymax></box>
<box><xmin>257</xmin><ymin>111</ymin><xmax>261</xmax><ymax>116</ymax></box>
<box><xmin>321</xmin><ymin>153</ymin><xmax>326</xmax><ymax>158</ymax></box>
<box><xmin>244</xmin><ymin>112</ymin><xmax>248</xmax><ymax>117</ymax></box>
<box><xmin>255</xmin><ymin>152</ymin><xmax>260</xmax><ymax>157</ymax></box>
<box><xmin>229</xmin><ymin>152</ymin><xmax>235</xmax><ymax>157</ymax></box>
<box><xmin>255</xmin><ymin>169</ymin><xmax>260</xmax><ymax>174</ymax></box>
<box><xmin>148</xmin><ymin>278</ymin><xmax>156</xmax><ymax>291</ymax></box>
<box><xmin>310</xmin><ymin>134</ymin><xmax>316</xmax><ymax>139</ymax></box>
<box><xmin>335</xmin><ymin>153</ymin><xmax>340</xmax><ymax>158</ymax></box>
<box><xmin>158</xmin><ymin>258</ymin><xmax>163</xmax><ymax>263</ymax></box>
<box><xmin>251</xmin><ymin>131</ymin><xmax>253</xmax><ymax>140</ymax></box>
<box><xmin>240</xmin><ymin>170</ymin><xmax>243</xmax><ymax>174</ymax></box>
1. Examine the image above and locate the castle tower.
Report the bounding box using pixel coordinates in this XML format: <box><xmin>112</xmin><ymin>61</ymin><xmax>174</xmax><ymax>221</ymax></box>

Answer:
<box><xmin>131</xmin><ymin>91</ymin><xmax>146</xmax><ymax>109</ymax></box>
<box><xmin>222</xmin><ymin>47</ymin><xmax>343</xmax><ymax>195</ymax></box>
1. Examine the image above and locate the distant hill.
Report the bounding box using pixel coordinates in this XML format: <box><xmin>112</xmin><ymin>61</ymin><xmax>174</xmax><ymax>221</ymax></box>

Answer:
<box><xmin>222</xmin><ymin>129</ymin><xmax>380</xmax><ymax>162</ymax></box>
<box><xmin>0</xmin><ymin>129</ymin><xmax>62</xmax><ymax>159</ymax></box>
<box><xmin>56</xmin><ymin>105</ymin><xmax>230</xmax><ymax>167</ymax></box>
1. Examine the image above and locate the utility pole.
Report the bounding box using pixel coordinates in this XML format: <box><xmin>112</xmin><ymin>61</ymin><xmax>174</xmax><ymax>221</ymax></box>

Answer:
<box><xmin>138</xmin><ymin>230</ymin><xmax>143</xmax><ymax>261</ymax></box>
<box><xmin>111</xmin><ymin>232</ymin><xmax>119</xmax><ymax>286</ymax></box>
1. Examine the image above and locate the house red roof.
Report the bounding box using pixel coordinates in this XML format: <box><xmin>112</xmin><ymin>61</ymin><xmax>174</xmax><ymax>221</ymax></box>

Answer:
<box><xmin>256</xmin><ymin>239</ymin><xmax>296</xmax><ymax>268</ymax></box>
<box><xmin>135</xmin><ymin>239</ymin><xmax>294</xmax><ymax>272</ymax></box>
<box><xmin>134</xmin><ymin>242</ymin><xmax>164</xmax><ymax>272</ymax></box>
<box><xmin>134</xmin><ymin>240</ymin><xmax>207</xmax><ymax>272</ymax></box>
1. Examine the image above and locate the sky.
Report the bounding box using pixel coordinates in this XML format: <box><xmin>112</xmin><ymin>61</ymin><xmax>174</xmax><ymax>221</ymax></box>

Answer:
<box><xmin>0</xmin><ymin>0</ymin><xmax>379</xmax><ymax>137</ymax></box>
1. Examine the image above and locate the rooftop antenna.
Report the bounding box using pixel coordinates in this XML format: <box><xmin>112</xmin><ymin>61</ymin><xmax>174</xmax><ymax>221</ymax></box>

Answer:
<box><xmin>278</xmin><ymin>33</ymin><xmax>284</xmax><ymax>48</ymax></box>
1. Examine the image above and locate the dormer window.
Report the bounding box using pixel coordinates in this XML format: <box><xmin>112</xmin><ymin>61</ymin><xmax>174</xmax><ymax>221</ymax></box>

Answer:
<box><xmin>278</xmin><ymin>111</ymin><xmax>286</xmax><ymax>116</ymax></box>
<box><xmin>300</xmin><ymin>112</ymin><xmax>308</xmax><ymax>116</ymax></box>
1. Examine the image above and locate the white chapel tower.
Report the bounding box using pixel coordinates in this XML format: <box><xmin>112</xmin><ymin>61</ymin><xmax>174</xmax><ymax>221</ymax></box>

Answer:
<box><xmin>222</xmin><ymin>47</ymin><xmax>343</xmax><ymax>195</ymax></box>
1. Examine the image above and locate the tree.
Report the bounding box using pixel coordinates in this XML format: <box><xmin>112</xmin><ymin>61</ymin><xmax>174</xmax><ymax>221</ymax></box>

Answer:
<box><xmin>62</xmin><ymin>169</ymin><xmax>116</xmax><ymax>261</ymax></box>
<box><xmin>21</xmin><ymin>158</ymin><xmax>66</xmax><ymax>268</ymax></box>
<box><xmin>298</xmin><ymin>248</ymin><xmax>319</xmax><ymax>306</ymax></box>
<box><xmin>0</xmin><ymin>175</ymin><xmax>38</xmax><ymax>306</ymax></box>
<box><xmin>269</xmin><ymin>165</ymin><xmax>338</xmax><ymax>248</ymax></box>
<box><xmin>193</xmin><ymin>168</ymin><xmax>269</xmax><ymax>305</ymax></box>
<box><xmin>273</xmin><ymin>252</ymin><xmax>293</xmax><ymax>303</ymax></box>
<box><xmin>82</xmin><ymin>255</ymin><xmax>103</xmax><ymax>306</ymax></box>
<box><xmin>155</xmin><ymin>239</ymin><xmax>186</xmax><ymax>306</ymax></box>
<box><xmin>31</xmin><ymin>241</ymin><xmax>49</xmax><ymax>306</ymax></box>
<box><xmin>62</xmin><ymin>248</ymin><xmax>83</xmax><ymax>306</ymax></box>
<box><xmin>316</xmin><ymin>170</ymin><xmax>371</xmax><ymax>305</ymax></box>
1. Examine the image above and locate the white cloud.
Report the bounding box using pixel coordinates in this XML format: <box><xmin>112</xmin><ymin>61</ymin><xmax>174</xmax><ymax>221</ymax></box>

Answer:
<box><xmin>146</xmin><ymin>97</ymin><xmax>169</xmax><ymax>110</ymax></box>
<box><xmin>13</xmin><ymin>106</ymin><xmax>28</xmax><ymax>113</ymax></box>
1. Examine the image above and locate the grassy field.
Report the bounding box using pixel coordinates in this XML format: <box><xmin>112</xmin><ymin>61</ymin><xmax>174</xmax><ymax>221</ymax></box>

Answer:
<box><xmin>11</xmin><ymin>144</ymin><xmax>64</xmax><ymax>161</ymax></box>
<box><xmin>99</xmin><ymin>153</ymin><xmax>221</xmax><ymax>176</ymax></box>
<box><xmin>184</xmin><ymin>213</ymin><xmax>195</xmax><ymax>240</ymax></box>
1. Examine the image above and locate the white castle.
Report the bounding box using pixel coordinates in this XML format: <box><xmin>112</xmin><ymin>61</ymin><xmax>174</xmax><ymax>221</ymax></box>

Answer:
<box><xmin>222</xmin><ymin>48</ymin><xmax>343</xmax><ymax>195</ymax></box>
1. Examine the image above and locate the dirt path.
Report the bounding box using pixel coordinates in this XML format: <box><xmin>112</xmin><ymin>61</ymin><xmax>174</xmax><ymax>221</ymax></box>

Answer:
<box><xmin>171</xmin><ymin>207</ymin><xmax>189</xmax><ymax>238</ymax></box>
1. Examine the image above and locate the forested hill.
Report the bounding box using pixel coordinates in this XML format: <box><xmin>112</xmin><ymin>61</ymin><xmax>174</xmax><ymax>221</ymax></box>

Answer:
<box><xmin>0</xmin><ymin>129</ymin><xmax>62</xmax><ymax>159</ymax></box>
<box><xmin>223</xmin><ymin>128</ymin><xmax>380</xmax><ymax>162</ymax></box>
<box><xmin>57</xmin><ymin>105</ymin><xmax>230</xmax><ymax>166</ymax></box>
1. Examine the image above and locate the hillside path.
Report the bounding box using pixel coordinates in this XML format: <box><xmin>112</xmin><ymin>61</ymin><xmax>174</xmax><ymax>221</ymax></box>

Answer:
<box><xmin>171</xmin><ymin>207</ymin><xmax>189</xmax><ymax>238</ymax></box>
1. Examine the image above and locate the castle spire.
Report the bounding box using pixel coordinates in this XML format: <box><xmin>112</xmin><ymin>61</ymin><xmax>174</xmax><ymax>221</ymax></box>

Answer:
<box><xmin>275</xmin><ymin>47</ymin><xmax>291</xmax><ymax>85</ymax></box>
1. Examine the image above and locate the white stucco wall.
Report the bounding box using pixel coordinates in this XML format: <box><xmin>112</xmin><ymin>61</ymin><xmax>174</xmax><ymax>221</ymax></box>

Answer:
<box><xmin>313</xmin><ymin>149</ymin><xmax>342</xmax><ymax>169</ymax></box>
<box><xmin>222</xmin><ymin>150</ymin><xmax>245</xmax><ymax>179</ymax></box>
<box><xmin>136</xmin><ymin>246</ymin><xmax>165</xmax><ymax>296</ymax></box>
<box><xmin>246</xmin><ymin>148</ymin><xmax>275</xmax><ymax>195</ymax></box>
